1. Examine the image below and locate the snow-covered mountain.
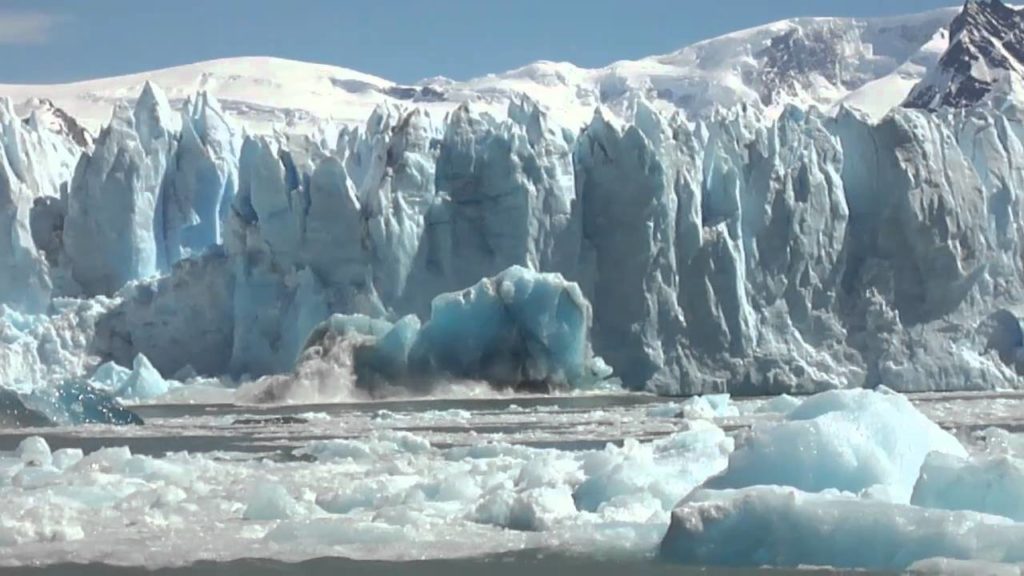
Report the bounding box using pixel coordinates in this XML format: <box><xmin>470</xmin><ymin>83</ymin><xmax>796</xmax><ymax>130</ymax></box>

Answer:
<box><xmin>905</xmin><ymin>0</ymin><xmax>1024</xmax><ymax>109</ymax></box>
<box><xmin>0</xmin><ymin>8</ymin><xmax>958</xmax><ymax>136</ymax></box>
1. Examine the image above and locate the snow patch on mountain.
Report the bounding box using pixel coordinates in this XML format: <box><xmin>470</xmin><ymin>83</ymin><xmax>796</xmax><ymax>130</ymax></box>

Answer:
<box><xmin>0</xmin><ymin>9</ymin><xmax>959</xmax><ymax>136</ymax></box>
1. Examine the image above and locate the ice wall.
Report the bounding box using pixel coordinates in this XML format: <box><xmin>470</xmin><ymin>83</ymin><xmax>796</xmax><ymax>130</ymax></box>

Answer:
<box><xmin>0</xmin><ymin>98</ymin><xmax>79</xmax><ymax>312</ymax></box>
<box><xmin>6</xmin><ymin>81</ymin><xmax>1024</xmax><ymax>395</ymax></box>
<box><xmin>58</xmin><ymin>85</ymin><xmax>239</xmax><ymax>297</ymax></box>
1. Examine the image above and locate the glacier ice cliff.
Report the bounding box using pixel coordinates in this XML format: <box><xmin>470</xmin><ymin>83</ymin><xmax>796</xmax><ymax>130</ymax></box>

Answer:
<box><xmin>60</xmin><ymin>83</ymin><xmax>239</xmax><ymax>297</ymax></box>
<box><xmin>0</xmin><ymin>98</ymin><xmax>79</xmax><ymax>312</ymax></box>
<box><xmin>3</xmin><ymin>78</ymin><xmax>1024</xmax><ymax>397</ymax></box>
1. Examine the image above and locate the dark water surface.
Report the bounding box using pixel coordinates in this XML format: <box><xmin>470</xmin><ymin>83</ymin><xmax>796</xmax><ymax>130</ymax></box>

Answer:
<box><xmin>0</xmin><ymin>394</ymin><xmax>669</xmax><ymax>455</ymax></box>
<box><xmin>0</xmin><ymin>551</ymin><xmax>881</xmax><ymax>576</ymax></box>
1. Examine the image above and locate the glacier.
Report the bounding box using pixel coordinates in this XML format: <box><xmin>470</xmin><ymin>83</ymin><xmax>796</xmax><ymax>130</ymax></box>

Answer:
<box><xmin>0</xmin><ymin>75</ymin><xmax>1023</xmax><ymax>399</ymax></box>
<box><xmin>63</xmin><ymin>83</ymin><xmax>240</xmax><ymax>297</ymax></box>
<box><xmin>0</xmin><ymin>98</ymin><xmax>79</xmax><ymax>312</ymax></box>
<box><xmin>2</xmin><ymin>2</ymin><xmax>1024</xmax><ymax>572</ymax></box>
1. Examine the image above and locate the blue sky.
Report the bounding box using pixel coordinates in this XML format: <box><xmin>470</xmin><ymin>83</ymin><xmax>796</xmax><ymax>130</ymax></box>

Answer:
<box><xmin>1</xmin><ymin>0</ymin><xmax>957</xmax><ymax>84</ymax></box>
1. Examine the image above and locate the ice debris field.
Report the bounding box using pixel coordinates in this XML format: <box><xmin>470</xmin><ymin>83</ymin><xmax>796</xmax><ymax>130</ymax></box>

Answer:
<box><xmin>0</xmin><ymin>387</ymin><xmax>1023</xmax><ymax>573</ymax></box>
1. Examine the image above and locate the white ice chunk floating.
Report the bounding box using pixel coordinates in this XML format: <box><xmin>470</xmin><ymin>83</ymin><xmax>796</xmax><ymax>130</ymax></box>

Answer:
<box><xmin>239</xmin><ymin>265</ymin><xmax>615</xmax><ymax>403</ymax></box>
<box><xmin>16</xmin><ymin>436</ymin><xmax>52</xmax><ymax>467</ymax></box>
<box><xmin>243</xmin><ymin>483</ymin><xmax>315</xmax><ymax>521</ymax></box>
<box><xmin>912</xmin><ymin>451</ymin><xmax>1024</xmax><ymax>521</ymax></box>
<box><xmin>114</xmin><ymin>354</ymin><xmax>172</xmax><ymax>401</ymax></box>
<box><xmin>661</xmin><ymin>486</ymin><xmax>1024</xmax><ymax>571</ymax></box>
<box><xmin>706</xmin><ymin>388</ymin><xmax>966</xmax><ymax>502</ymax></box>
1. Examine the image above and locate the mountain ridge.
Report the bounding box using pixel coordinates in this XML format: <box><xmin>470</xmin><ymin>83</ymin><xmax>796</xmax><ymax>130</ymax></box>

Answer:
<box><xmin>905</xmin><ymin>0</ymin><xmax>1024</xmax><ymax>109</ymax></box>
<box><xmin>0</xmin><ymin>7</ymin><xmax>960</xmax><ymax>136</ymax></box>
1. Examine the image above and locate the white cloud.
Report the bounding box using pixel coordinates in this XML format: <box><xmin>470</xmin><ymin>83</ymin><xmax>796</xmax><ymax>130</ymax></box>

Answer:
<box><xmin>0</xmin><ymin>11</ymin><xmax>63</xmax><ymax>45</ymax></box>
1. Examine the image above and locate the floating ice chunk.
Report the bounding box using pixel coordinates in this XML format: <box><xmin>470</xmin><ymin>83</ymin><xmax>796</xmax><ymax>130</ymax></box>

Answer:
<box><xmin>703</xmin><ymin>394</ymin><xmax>738</xmax><ymax>417</ymax></box>
<box><xmin>660</xmin><ymin>486</ymin><xmax>1024</xmax><ymax>571</ymax></box>
<box><xmin>243</xmin><ymin>483</ymin><xmax>304</xmax><ymax>521</ymax></box>
<box><xmin>679</xmin><ymin>396</ymin><xmax>736</xmax><ymax>420</ymax></box>
<box><xmin>678</xmin><ymin>397</ymin><xmax>717</xmax><ymax>420</ymax></box>
<box><xmin>575</xmin><ymin>420</ymin><xmax>733</xmax><ymax>514</ymax></box>
<box><xmin>117</xmin><ymin>354</ymin><xmax>171</xmax><ymax>400</ymax></box>
<box><xmin>753</xmin><ymin>394</ymin><xmax>801</xmax><ymax>415</ymax></box>
<box><xmin>908</xmin><ymin>557</ymin><xmax>1024</xmax><ymax>576</ymax></box>
<box><xmin>706</xmin><ymin>388</ymin><xmax>965</xmax><ymax>502</ymax></box>
<box><xmin>317</xmin><ymin>476</ymin><xmax>420</xmax><ymax>515</ymax></box>
<box><xmin>51</xmin><ymin>448</ymin><xmax>83</xmax><ymax>471</ymax></box>
<box><xmin>88</xmin><ymin>361</ymin><xmax>130</xmax><ymax>393</ymax></box>
<box><xmin>16</xmin><ymin>436</ymin><xmax>51</xmax><ymax>467</ymax></box>
<box><xmin>507</xmin><ymin>486</ymin><xmax>577</xmax><ymax>531</ymax></box>
<box><xmin>296</xmin><ymin>431</ymin><xmax>432</xmax><ymax>462</ymax></box>
<box><xmin>978</xmin><ymin>427</ymin><xmax>1024</xmax><ymax>458</ymax></box>
<box><xmin>410</xmin><ymin>266</ymin><xmax>608</xmax><ymax>390</ymax></box>
<box><xmin>650</xmin><ymin>395</ymin><xmax>739</xmax><ymax>420</ymax></box>
<box><xmin>121</xmin><ymin>454</ymin><xmax>197</xmax><ymax>486</ymax></box>
<box><xmin>515</xmin><ymin>453</ymin><xmax>583</xmax><ymax>490</ymax></box>
<box><xmin>73</xmin><ymin>446</ymin><xmax>133</xmax><ymax>473</ymax></box>
<box><xmin>912</xmin><ymin>451</ymin><xmax>1024</xmax><ymax>521</ymax></box>
<box><xmin>88</xmin><ymin>354</ymin><xmax>172</xmax><ymax>401</ymax></box>
<box><xmin>472</xmin><ymin>489</ymin><xmax>517</xmax><ymax>528</ymax></box>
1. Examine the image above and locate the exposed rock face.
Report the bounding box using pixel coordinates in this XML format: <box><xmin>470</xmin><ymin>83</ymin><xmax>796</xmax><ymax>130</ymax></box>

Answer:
<box><xmin>905</xmin><ymin>0</ymin><xmax>1024</xmax><ymax>110</ymax></box>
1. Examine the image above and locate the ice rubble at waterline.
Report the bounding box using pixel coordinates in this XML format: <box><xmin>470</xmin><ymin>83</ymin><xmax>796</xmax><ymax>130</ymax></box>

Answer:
<box><xmin>0</xmin><ymin>406</ymin><xmax>735</xmax><ymax>564</ymax></box>
<box><xmin>0</xmin><ymin>388</ymin><xmax>1023</xmax><ymax>572</ymax></box>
